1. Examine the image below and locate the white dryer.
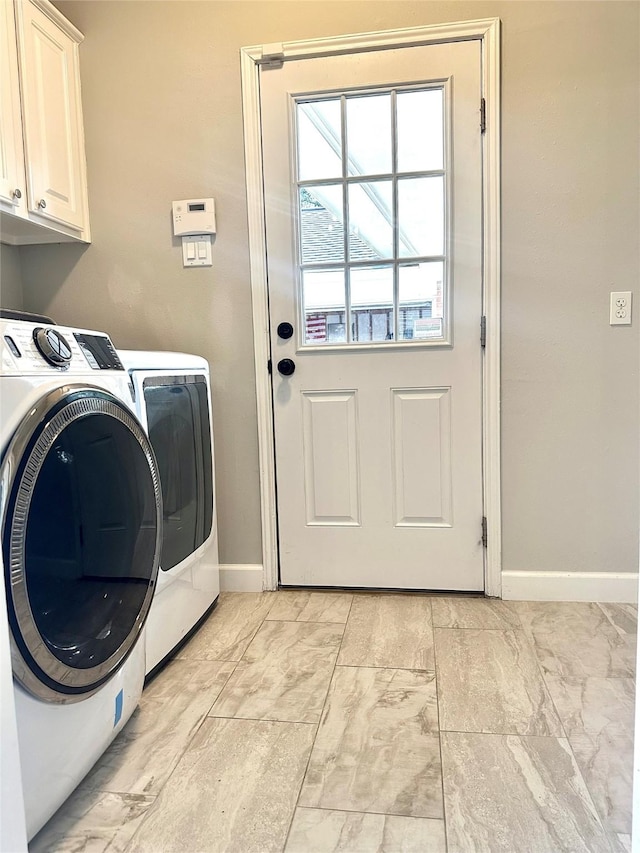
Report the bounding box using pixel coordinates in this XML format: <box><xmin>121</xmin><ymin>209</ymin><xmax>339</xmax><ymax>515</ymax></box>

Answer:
<box><xmin>119</xmin><ymin>350</ymin><xmax>219</xmax><ymax>676</ymax></box>
<box><xmin>0</xmin><ymin>319</ymin><xmax>163</xmax><ymax>840</ymax></box>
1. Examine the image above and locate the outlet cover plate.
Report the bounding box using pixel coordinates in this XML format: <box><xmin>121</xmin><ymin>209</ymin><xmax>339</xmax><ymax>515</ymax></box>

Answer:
<box><xmin>610</xmin><ymin>291</ymin><xmax>632</xmax><ymax>325</ymax></box>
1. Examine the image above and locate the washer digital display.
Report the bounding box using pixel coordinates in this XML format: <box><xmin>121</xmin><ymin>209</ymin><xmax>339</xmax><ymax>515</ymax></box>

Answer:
<box><xmin>74</xmin><ymin>334</ymin><xmax>124</xmax><ymax>370</ymax></box>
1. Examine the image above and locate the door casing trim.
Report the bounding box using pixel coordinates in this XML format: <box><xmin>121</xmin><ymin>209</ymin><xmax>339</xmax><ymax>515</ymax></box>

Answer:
<box><xmin>241</xmin><ymin>18</ymin><xmax>502</xmax><ymax>595</ymax></box>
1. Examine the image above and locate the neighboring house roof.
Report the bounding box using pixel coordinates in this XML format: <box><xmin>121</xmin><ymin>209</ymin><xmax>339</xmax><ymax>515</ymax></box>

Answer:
<box><xmin>300</xmin><ymin>207</ymin><xmax>381</xmax><ymax>264</ymax></box>
<box><xmin>299</xmin><ymin>204</ymin><xmax>439</xmax><ymax>317</ymax></box>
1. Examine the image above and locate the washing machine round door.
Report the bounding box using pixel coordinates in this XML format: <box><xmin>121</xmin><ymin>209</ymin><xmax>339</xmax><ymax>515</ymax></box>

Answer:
<box><xmin>1</xmin><ymin>385</ymin><xmax>162</xmax><ymax>703</ymax></box>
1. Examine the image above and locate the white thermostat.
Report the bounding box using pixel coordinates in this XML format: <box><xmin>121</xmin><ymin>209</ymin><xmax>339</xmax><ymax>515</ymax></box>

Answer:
<box><xmin>172</xmin><ymin>198</ymin><xmax>216</xmax><ymax>267</ymax></box>
<box><xmin>172</xmin><ymin>198</ymin><xmax>216</xmax><ymax>236</ymax></box>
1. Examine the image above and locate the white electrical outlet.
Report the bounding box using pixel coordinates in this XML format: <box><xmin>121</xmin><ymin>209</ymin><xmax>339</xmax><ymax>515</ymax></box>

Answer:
<box><xmin>610</xmin><ymin>291</ymin><xmax>632</xmax><ymax>325</ymax></box>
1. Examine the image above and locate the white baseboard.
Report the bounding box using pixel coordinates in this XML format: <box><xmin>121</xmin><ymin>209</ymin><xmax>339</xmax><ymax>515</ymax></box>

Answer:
<box><xmin>219</xmin><ymin>564</ymin><xmax>264</xmax><ymax>592</ymax></box>
<box><xmin>217</xmin><ymin>565</ymin><xmax>639</xmax><ymax>601</ymax></box>
<box><xmin>502</xmin><ymin>571</ymin><xmax>639</xmax><ymax>603</ymax></box>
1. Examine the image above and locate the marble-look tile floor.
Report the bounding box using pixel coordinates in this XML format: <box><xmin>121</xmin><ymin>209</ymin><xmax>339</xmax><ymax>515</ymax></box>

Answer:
<box><xmin>31</xmin><ymin>592</ymin><xmax>636</xmax><ymax>853</ymax></box>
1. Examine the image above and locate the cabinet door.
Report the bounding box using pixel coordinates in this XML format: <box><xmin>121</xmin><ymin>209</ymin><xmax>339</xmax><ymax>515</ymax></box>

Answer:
<box><xmin>0</xmin><ymin>0</ymin><xmax>27</xmax><ymax>211</ymax></box>
<box><xmin>17</xmin><ymin>0</ymin><xmax>87</xmax><ymax>231</ymax></box>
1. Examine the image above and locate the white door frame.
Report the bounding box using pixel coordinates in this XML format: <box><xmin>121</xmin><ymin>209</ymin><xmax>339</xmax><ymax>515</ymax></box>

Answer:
<box><xmin>241</xmin><ymin>18</ymin><xmax>502</xmax><ymax>595</ymax></box>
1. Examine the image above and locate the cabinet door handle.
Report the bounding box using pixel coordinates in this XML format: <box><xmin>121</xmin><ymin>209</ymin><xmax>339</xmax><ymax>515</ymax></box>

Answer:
<box><xmin>12</xmin><ymin>188</ymin><xmax>21</xmax><ymax>199</ymax></box>
<box><xmin>38</xmin><ymin>199</ymin><xmax>47</xmax><ymax>209</ymax></box>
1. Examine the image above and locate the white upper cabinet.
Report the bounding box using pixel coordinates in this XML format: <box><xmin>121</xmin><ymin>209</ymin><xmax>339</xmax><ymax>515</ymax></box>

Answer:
<box><xmin>0</xmin><ymin>0</ymin><xmax>90</xmax><ymax>244</ymax></box>
<box><xmin>0</xmin><ymin>0</ymin><xmax>27</xmax><ymax>213</ymax></box>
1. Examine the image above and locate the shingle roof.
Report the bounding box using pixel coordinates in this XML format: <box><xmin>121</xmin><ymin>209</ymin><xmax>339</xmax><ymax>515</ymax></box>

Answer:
<box><xmin>300</xmin><ymin>208</ymin><xmax>381</xmax><ymax>264</ymax></box>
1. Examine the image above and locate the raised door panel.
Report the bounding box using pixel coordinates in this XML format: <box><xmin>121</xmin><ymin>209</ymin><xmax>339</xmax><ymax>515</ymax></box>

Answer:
<box><xmin>302</xmin><ymin>391</ymin><xmax>360</xmax><ymax>526</ymax></box>
<box><xmin>17</xmin><ymin>0</ymin><xmax>86</xmax><ymax>231</ymax></box>
<box><xmin>391</xmin><ymin>387</ymin><xmax>452</xmax><ymax>527</ymax></box>
<box><xmin>0</xmin><ymin>1</ymin><xmax>27</xmax><ymax>212</ymax></box>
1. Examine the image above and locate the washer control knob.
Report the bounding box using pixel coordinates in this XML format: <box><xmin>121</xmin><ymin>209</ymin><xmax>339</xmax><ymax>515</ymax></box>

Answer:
<box><xmin>33</xmin><ymin>327</ymin><xmax>72</xmax><ymax>367</ymax></box>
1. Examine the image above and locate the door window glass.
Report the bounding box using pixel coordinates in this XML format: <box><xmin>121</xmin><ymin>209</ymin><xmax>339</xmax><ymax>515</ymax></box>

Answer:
<box><xmin>296</xmin><ymin>85</ymin><xmax>447</xmax><ymax>345</ymax></box>
<box><xmin>351</xmin><ymin>266</ymin><xmax>394</xmax><ymax>342</ymax></box>
<box><xmin>297</xmin><ymin>99</ymin><xmax>342</xmax><ymax>181</ymax></box>
<box><xmin>302</xmin><ymin>268</ymin><xmax>347</xmax><ymax>343</ymax></box>
<box><xmin>299</xmin><ymin>185</ymin><xmax>344</xmax><ymax>264</ymax></box>
<box><xmin>144</xmin><ymin>377</ymin><xmax>213</xmax><ymax>571</ymax></box>
<box><xmin>398</xmin><ymin>261</ymin><xmax>444</xmax><ymax>340</ymax></box>
<box><xmin>347</xmin><ymin>181</ymin><xmax>393</xmax><ymax>261</ymax></box>
<box><xmin>397</xmin><ymin>88</ymin><xmax>444</xmax><ymax>171</ymax></box>
<box><xmin>346</xmin><ymin>94</ymin><xmax>392</xmax><ymax>176</ymax></box>
<box><xmin>397</xmin><ymin>177</ymin><xmax>444</xmax><ymax>258</ymax></box>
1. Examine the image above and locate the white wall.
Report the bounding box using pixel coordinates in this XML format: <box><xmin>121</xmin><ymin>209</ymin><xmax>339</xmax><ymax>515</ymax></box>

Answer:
<box><xmin>17</xmin><ymin>0</ymin><xmax>639</xmax><ymax>578</ymax></box>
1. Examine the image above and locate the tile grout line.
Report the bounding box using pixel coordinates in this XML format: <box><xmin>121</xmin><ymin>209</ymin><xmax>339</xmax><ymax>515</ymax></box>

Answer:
<box><xmin>514</xmin><ymin>605</ymin><xmax>617</xmax><ymax>845</ymax></box>
<box><xmin>280</xmin><ymin>593</ymin><xmax>356</xmax><ymax>852</ymax></box>
<box><xmin>336</xmin><ymin>662</ymin><xmax>437</xmax><ymax>673</ymax></box>
<box><xmin>433</xmin><ymin>617</ymin><xmax>567</xmax><ymax>739</ymax></box>
<box><xmin>121</xmin><ymin>596</ymin><xmax>277</xmax><ymax>852</ymax></box>
<box><xmin>207</xmin><ymin>614</ymin><xmax>347</xmax><ymax>722</ymax></box>
<box><xmin>265</xmin><ymin>618</ymin><xmax>352</xmax><ymax>624</ymax></box>
<box><xmin>129</xmin><ymin>605</ymin><xmax>330</xmax><ymax>853</ymax></box>
<box><xmin>281</xmin><ymin>803</ymin><xmax>450</xmax><ymax>822</ymax></box>
<box><xmin>431</xmin><ymin>625</ymin><xmax>527</xmax><ymax>631</ymax></box>
<box><xmin>431</xmin><ymin>598</ymin><xmax>450</xmax><ymax>853</ymax></box>
<box><xmin>105</xmin><ymin>658</ymin><xmax>242</xmax><ymax>786</ymax></box>
<box><xmin>537</xmin><ymin>662</ymin><xmax>632</xmax><ymax>842</ymax></box>
<box><xmin>433</xmin><ymin>728</ymin><xmax>579</xmax><ymax>740</ymax></box>
<box><xmin>120</xmin><ymin>656</ymin><xmax>242</xmax><ymax>853</ymax></box>
<box><xmin>205</xmin><ymin>714</ymin><xmax>317</xmax><ymax>726</ymax></box>
<box><xmin>513</xmin><ymin>606</ymin><xmax>572</xmax><ymax>746</ymax></box>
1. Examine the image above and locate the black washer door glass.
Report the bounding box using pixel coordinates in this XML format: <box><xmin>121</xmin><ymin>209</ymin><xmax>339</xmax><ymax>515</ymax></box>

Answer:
<box><xmin>25</xmin><ymin>413</ymin><xmax>158</xmax><ymax>669</ymax></box>
<box><xmin>144</xmin><ymin>379</ymin><xmax>213</xmax><ymax>571</ymax></box>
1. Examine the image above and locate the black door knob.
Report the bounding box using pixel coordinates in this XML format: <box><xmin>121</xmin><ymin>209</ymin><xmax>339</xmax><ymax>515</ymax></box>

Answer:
<box><xmin>277</xmin><ymin>358</ymin><xmax>296</xmax><ymax>376</ymax></box>
<box><xmin>277</xmin><ymin>322</ymin><xmax>294</xmax><ymax>340</ymax></box>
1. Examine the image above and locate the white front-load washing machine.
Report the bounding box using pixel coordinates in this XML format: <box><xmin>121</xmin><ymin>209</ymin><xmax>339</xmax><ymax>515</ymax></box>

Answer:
<box><xmin>0</xmin><ymin>319</ymin><xmax>163</xmax><ymax>840</ymax></box>
<box><xmin>119</xmin><ymin>350</ymin><xmax>219</xmax><ymax>676</ymax></box>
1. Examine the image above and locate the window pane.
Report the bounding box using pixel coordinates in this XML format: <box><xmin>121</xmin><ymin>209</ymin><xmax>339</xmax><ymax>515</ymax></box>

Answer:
<box><xmin>346</xmin><ymin>94</ymin><xmax>392</xmax><ymax>177</ymax></box>
<box><xmin>303</xmin><ymin>269</ymin><xmax>346</xmax><ymax>343</ymax></box>
<box><xmin>398</xmin><ymin>176</ymin><xmax>444</xmax><ymax>257</ymax></box>
<box><xmin>397</xmin><ymin>89</ymin><xmax>444</xmax><ymax>172</ymax></box>
<box><xmin>299</xmin><ymin>185</ymin><xmax>344</xmax><ymax>264</ymax></box>
<box><xmin>297</xmin><ymin>86</ymin><xmax>449</xmax><ymax>348</ymax></box>
<box><xmin>297</xmin><ymin>100</ymin><xmax>342</xmax><ymax>180</ymax></box>
<box><xmin>351</xmin><ymin>266</ymin><xmax>394</xmax><ymax>342</ymax></box>
<box><xmin>348</xmin><ymin>181</ymin><xmax>393</xmax><ymax>260</ymax></box>
<box><xmin>399</xmin><ymin>262</ymin><xmax>444</xmax><ymax>340</ymax></box>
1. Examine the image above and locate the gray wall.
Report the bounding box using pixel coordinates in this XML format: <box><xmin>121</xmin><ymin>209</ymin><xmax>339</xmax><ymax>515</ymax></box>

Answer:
<box><xmin>0</xmin><ymin>244</ymin><xmax>23</xmax><ymax>310</ymax></box>
<box><xmin>18</xmin><ymin>1</ymin><xmax>639</xmax><ymax>574</ymax></box>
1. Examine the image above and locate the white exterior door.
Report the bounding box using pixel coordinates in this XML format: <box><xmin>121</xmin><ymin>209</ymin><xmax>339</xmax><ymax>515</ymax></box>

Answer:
<box><xmin>261</xmin><ymin>40</ymin><xmax>485</xmax><ymax>590</ymax></box>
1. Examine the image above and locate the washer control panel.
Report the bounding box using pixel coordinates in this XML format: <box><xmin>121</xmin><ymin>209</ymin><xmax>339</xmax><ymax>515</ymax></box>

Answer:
<box><xmin>1</xmin><ymin>321</ymin><xmax>124</xmax><ymax>374</ymax></box>
<box><xmin>74</xmin><ymin>333</ymin><xmax>124</xmax><ymax>370</ymax></box>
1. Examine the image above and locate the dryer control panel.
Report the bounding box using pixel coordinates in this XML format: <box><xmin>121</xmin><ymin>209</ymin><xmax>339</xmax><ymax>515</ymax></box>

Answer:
<box><xmin>1</xmin><ymin>320</ymin><xmax>124</xmax><ymax>375</ymax></box>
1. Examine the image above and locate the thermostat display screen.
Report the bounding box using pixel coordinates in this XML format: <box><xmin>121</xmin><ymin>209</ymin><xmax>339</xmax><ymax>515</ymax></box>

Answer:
<box><xmin>188</xmin><ymin>203</ymin><xmax>205</xmax><ymax>211</ymax></box>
